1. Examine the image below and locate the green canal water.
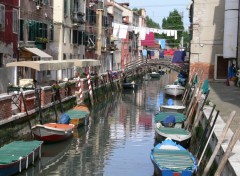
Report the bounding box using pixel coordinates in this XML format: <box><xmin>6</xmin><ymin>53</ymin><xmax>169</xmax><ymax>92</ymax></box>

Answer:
<box><xmin>17</xmin><ymin>72</ymin><xmax>180</xmax><ymax>176</ymax></box>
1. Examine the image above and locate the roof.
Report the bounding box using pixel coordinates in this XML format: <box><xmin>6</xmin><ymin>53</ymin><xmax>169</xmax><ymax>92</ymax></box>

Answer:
<box><xmin>6</xmin><ymin>60</ymin><xmax>74</xmax><ymax>71</ymax></box>
<box><xmin>24</xmin><ymin>47</ymin><xmax>52</xmax><ymax>60</ymax></box>
<box><xmin>6</xmin><ymin>59</ymin><xmax>101</xmax><ymax>71</ymax></box>
<box><xmin>72</xmin><ymin>59</ymin><xmax>101</xmax><ymax>67</ymax></box>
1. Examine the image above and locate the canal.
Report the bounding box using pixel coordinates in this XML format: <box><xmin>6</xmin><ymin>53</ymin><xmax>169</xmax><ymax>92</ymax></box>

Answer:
<box><xmin>18</xmin><ymin>72</ymin><xmax>180</xmax><ymax>176</ymax></box>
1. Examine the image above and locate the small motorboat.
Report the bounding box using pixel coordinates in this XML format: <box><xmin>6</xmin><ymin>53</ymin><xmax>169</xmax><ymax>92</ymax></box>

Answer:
<box><xmin>65</xmin><ymin>105</ymin><xmax>90</xmax><ymax>128</ymax></box>
<box><xmin>122</xmin><ymin>81</ymin><xmax>136</xmax><ymax>89</ymax></box>
<box><xmin>159</xmin><ymin>98</ymin><xmax>186</xmax><ymax>113</ymax></box>
<box><xmin>32</xmin><ymin>123</ymin><xmax>75</xmax><ymax>142</ymax></box>
<box><xmin>150</xmin><ymin>138</ymin><xmax>197</xmax><ymax>176</ymax></box>
<box><xmin>164</xmin><ymin>84</ymin><xmax>185</xmax><ymax>97</ymax></box>
<box><xmin>0</xmin><ymin>140</ymin><xmax>43</xmax><ymax>176</ymax></box>
<box><xmin>154</xmin><ymin>112</ymin><xmax>187</xmax><ymax>128</ymax></box>
<box><xmin>159</xmin><ymin>105</ymin><xmax>186</xmax><ymax>113</ymax></box>
<box><xmin>155</xmin><ymin>123</ymin><xmax>191</xmax><ymax>148</ymax></box>
<box><xmin>149</xmin><ymin>72</ymin><xmax>161</xmax><ymax>79</ymax></box>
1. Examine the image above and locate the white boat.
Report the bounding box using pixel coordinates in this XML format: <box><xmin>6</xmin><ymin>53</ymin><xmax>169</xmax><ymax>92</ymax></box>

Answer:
<box><xmin>164</xmin><ymin>84</ymin><xmax>185</xmax><ymax>97</ymax></box>
<box><xmin>149</xmin><ymin>72</ymin><xmax>160</xmax><ymax>79</ymax></box>
<box><xmin>32</xmin><ymin>123</ymin><xmax>75</xmax><ymax>142</ymax></box>
<box><xmin>159</xmin><ymin>105</ymin><xmax>186</xmax><ymax>113</ymax></box>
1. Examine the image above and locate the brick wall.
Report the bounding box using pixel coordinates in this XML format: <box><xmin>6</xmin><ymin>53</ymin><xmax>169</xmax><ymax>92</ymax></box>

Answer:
<box><xmin>41</xmin><ymin>86</ymin><xmax>52</xmax><ymax>106</ymax></box>
<box><xmin>190</xmin><ymin>62</ymin><xmax>214</xmax><ymax>82</ymax></box>
<box><xmin>20</xmin><ymin>90</ymin><xmax>35</xmax><ymax>112</ymax></box>
<box><xmin>0</xmin><ymin>95</ymin><xmax>12</xmax><ymax>120</ymax></box>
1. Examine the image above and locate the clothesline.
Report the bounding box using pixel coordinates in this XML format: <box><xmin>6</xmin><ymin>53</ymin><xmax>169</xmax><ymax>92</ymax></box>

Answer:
<box><xmin>112</xmin><ymin>22</ymin><xmax>178</xmax><ymax>40</ymax></box>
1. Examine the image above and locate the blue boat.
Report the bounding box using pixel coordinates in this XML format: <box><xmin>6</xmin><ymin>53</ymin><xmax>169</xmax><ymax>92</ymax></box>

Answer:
<box><xmin>150</xmin><ymin>138</ymin><xmax>197</xmax><ymax>176</ymax></box>
<box><xmin>0</xmin><ymin>140</ymin><xmax>43</xmax><ymax>176</ymax></box>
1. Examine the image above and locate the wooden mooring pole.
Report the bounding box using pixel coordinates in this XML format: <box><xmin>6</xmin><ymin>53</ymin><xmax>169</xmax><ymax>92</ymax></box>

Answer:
<box><xmin>214</xmin><ymin>122</ymin><xmax>240</xmax><ymax>176</ymax></box>
<box><xmin>203</xmin><ymin>111</ymin><xmax>236</xmax><ymax>176</ymax></box>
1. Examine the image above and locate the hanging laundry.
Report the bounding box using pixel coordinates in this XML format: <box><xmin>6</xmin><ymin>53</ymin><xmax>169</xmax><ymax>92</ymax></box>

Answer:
<box><xmin>113</xmin><ymin>23</ymin><xmax>120</xmax><ymax>38</ymax></box>
<box><xmin>119</xmin><ymin>24</ymin><xmax>128</xmax><ymax>39</ymax></box>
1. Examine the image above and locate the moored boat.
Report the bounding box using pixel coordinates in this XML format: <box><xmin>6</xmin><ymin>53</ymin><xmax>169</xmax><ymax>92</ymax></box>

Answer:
<box><xmin>164</xmin><ymin>84</ymin><xmax>185</xmax><ymax>97</ymax></box>
<box><xmin>65</xmin><ymin>105</ymin><xmax>90</xmax><ymax>128</ymax></box>
<box><xmin>150</xmin><ymin>138</ymin><xmax>197</xmax><ymax>176</ymax></box>
<box><xmin>0</xmin><ymin>140</ymin><xmax>43</xmax><ymax>176</ymax></box>
<box><xmin>155</xmin><ymin>123</ymin><xmax>191</xmax><ymax>148</ymax></box>
<box><xmin>159</xmin><ymin>105</ymin><xmax>186</xmax><ymax>113</ymax></box>
<box><xmin>122</xmin><ymin>81</ymin><xmax>137</xmax><ymax>89</ymax></box>
<box><xmin>32</xmin><ymin>123</ymin><xmax>75</xmax><ymax>142</ymax></box>
<box><xmin>155</xmin><ymin>112</ymin><xmax>187</xmax><ymax>128</ymax></box>
<box><xmin>149</xmin><ymin>72</ymin><xmax>161</xmax><ymax>79</ymax></box>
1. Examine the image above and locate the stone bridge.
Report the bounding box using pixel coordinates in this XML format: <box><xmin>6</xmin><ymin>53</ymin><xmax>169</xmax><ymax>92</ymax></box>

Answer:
<box><xmin>122</xmin><ymin>58</ymin><xmax>189</xmax><ymax>77</ymax></box>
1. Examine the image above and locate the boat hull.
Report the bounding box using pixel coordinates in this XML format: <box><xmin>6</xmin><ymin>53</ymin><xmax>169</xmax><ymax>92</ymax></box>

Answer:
<box><xmin>159</xmin><ymin>105</ymin><xmax>185</xmax><ymax>113</ymax></box>
<box><xmin>150</xmin><ymin>139</ymin><xmax>197</xmax><ymax>176</ymax></box>
<box><xmin>66</xmin><ymin>105</ymin><xmax>90</xmax><ymax>128</ymax></box>
<box><xmin>155</xmin><ymin>127</ymin><xmax>191</xmax><ymax>148</ymax></box>
<box><xmin>32</xmin><ymin>123</ymin><xmax>74</xmax><ymax>142</ymax></box>
<box><xmin>149</xmin><ymin>72</ymin><xmax>160</xmax><ymax>79</ymax></box>
<box><xmin>0</xmin><ymin>141</ymin><xmax>43</xmax><ymax>176</ymax></box>
<box><xmin>122</xmin><ymin>82</ymin><xmax>136</xmax><ymax>89</ymax></box>
<box><xmin>165</xmin><ymin>85</ymin><xmax>185</xmax><ymax>97</ymax></box>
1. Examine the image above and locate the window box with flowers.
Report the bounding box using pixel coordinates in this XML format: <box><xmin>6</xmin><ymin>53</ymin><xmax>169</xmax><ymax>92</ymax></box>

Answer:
<box><xmin>51</xmin><ymin>83</ymin><xmax>61</xmax><ymax>100</ymax></box>
<box><xmin>35</xmin><ymin>37</ymin><xmax>49</xmax><ymax>50</ymax></box>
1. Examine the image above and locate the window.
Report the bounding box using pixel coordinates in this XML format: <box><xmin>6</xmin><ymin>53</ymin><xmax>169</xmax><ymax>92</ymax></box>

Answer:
<box><xmin>73</xmin><ymin>29</ymin><xmax>78</xmax><ymax>44</ymax></box>
<box><xmin>28</xmin><ymin>20</ymin><xmax>48</xmax><ymax>41</ymax></box>
<box><xmin>64</xmin><ymin>0</ymin><xmax>68</xmax><ymax>17</ymax></box>
<box><xmin>0</xmin><ymin>4</ymin><xmax>5</xmax><ymax>31</ymax></box>
<box><xmin>20</xmin><ymin>19</ymin><xmax>24</xmax><ymax>41</ymax></box>
<box><xmin>63</xmin><ymin>53</ymin><xmax>66</xmax><ymax>60</ymax></box>
<box><xmin>0</xmin><ymin>53</ymin><xmax>3</xmax><ymax>67</ymax></box>
<box><xmin>12</xmin><ymin>9</ymin><xmax>18</xmax><ymax>33</ymax></box>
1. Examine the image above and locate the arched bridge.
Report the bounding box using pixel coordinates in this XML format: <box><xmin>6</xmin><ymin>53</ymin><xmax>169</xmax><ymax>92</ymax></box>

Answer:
<box><xmin>122</xmin><ymin>58</ymin><xmax>189</xmax><ymax>77</ymax></box>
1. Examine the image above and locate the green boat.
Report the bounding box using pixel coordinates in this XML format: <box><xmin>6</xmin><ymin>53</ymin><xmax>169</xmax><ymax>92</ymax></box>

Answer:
<box><xmin>0</xmin><ymin>140</ymin><xmax>43</xmax><ymax>176</ymax></box>
<box><xmin>155</xmin><ymin>112</ymin><xmax>187</xmax><ymax>128</ymax></box>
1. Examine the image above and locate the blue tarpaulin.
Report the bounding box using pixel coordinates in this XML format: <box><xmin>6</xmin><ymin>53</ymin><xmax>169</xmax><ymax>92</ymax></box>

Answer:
<box><xmin>58</xmin><ymin>114</ymin><xmax>71</xmax><ymax>124</ymax></box>
<box><xmin>172</xmin><ymin>51</ymin><xmax>186</xmax><ymax>63</ymax></box>
<box><xmin>163</xmin><ymin>115</ymin><xmax>176</xmax><ymax>127</ymax></box>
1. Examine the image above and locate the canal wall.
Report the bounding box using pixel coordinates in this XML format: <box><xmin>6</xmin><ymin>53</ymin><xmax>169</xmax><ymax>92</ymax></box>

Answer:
<box><xmin>200</xmin><ymin>106</ymin><xmax>240</xmax><ymax>176</ymax></box>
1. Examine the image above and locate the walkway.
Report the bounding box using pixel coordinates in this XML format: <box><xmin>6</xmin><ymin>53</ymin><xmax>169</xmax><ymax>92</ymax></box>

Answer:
<box><xmin>208</xmin><ymin>82</ymin><xmax>240</xmax><ymax>132</ymax></box>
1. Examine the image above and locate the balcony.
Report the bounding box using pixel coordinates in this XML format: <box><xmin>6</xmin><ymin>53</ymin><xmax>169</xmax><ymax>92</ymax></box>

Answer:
<box><xmin>71</xmin><ymin>11</ymin><xmax>85</xmax><ymax>25</ymax></box>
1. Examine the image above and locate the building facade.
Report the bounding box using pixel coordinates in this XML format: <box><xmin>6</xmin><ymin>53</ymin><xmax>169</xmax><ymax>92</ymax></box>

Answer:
<box><xmin>0</xmin><ymin>0</ymin><xmax>18</xmax><ymax>93</ymax></box>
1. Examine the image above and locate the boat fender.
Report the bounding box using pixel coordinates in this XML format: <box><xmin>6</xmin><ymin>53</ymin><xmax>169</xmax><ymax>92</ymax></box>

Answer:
<box><xmin>167</xmin><ymin>99</ymin><xmax>174</xmax><ymax>105</ymax></box>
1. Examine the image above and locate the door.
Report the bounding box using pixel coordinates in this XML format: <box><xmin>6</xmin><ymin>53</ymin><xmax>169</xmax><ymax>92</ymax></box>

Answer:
<box><xmin>215</xmin><ymin>55</ymin><xmax>228</xmax><ymax>80</ymax></box>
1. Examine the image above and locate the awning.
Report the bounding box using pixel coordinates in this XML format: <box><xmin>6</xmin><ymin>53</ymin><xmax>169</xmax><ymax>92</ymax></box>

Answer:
<box><xmin>72</xmin><ymin>59</ymin><xmax>101</xmax><ymax>67</ymax></box>
<box><xmin>6</xmin><ymin>60</ymin><xmax>74</xmax><ymax>71</ymax></box>
<box><xmin>24</xmin><ymin>47</ymin><xmax>53</xmax><ymax>60</ymax></box>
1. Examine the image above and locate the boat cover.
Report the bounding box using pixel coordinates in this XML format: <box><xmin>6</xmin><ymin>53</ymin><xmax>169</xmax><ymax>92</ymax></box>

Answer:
<box><xmin>163</xmin><ymin>115</ymin><xmax>176</xmax><ymax>127</ymax></box>
<box><xmin>155</xmin><ymin>112</ymin><xmax>186</xmax><ymax>123</ymax></box>
<box><xmin>0</xmin><ymin>141</ymin><xmax>43</xmax><ymax>164</ymax></box>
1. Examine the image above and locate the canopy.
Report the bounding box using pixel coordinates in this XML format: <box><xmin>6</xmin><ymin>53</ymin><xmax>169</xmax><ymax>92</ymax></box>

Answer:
<box><xmin>6</xmin><ymin>60</ymin><xmax>74</xmax><ymax>71</ymax></box>
<box><xmin>72</xmin><ymin>59</ymin><xmax>101</xmax><ymax>67</ymax></box>
<box><xmin>24</xmin><ymin>47</ymin><xmax>53</xmax><ymax>60</ymax></box>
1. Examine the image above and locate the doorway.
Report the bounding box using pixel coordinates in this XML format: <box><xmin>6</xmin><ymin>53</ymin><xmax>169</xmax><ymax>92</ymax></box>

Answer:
<box><xmin>214</xmin><ymin>54</ymin><xmax>229</xmax><ymax>80</ymax></box>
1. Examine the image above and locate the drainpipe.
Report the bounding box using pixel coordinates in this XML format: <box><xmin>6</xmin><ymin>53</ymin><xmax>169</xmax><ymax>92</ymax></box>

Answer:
<box><xmin>237</xmin><ymin>0</ymin><xmax>240</xmax><ymax>67</ymax></box>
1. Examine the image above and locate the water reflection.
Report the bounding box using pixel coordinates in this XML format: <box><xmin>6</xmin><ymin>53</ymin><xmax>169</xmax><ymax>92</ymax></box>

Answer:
<box><xmin>17</xmin><ymin>73</ymin><xmax>180</xmax><ymax>176</ymax></box>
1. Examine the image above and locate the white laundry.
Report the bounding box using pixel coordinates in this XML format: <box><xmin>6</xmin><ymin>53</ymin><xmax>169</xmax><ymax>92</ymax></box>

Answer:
<box><xmin>119</xmin><ymin>24</ymin><xmax>128</xmax><ymax>39</ymax></box>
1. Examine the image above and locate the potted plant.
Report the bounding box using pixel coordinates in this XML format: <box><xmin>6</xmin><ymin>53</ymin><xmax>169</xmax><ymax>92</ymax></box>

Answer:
<box><xmin>35</xmin><ymin>37</ymin><xmax>49</xmax><ymax>50</ymax></box>
<box><xmin>229</xmin><ymin>77</ymin><xmax>237</xmax><ymax>86</ymax></box>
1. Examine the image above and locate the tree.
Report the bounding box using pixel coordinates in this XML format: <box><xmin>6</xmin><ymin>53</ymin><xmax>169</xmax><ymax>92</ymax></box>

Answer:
<box><xmin>182</xmin><ymin>30</ymin><xmax>190</xmax><ymax>51</ymax></box>
<box><xmin>160</xmin><ymin>9</ymin><xmax>184</xmax><ymax>48</ymax></box>
<box><xmin>146</xmin><ymin>16</ymin><xmax>160</xmax><ymax>29</ymax></box>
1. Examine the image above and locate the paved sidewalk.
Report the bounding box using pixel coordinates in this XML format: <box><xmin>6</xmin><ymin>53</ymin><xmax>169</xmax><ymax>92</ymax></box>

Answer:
<box><xmin>208</xmin><ymin>82</ymin><xmax>240</xmax><ymax>132</ymax></box>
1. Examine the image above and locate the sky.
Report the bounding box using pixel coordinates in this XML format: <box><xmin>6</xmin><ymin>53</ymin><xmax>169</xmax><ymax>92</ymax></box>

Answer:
<box><xmin>117</xmin><ymin>0</ymin><xmax>191</xmax><ymax>30</ymax></box>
